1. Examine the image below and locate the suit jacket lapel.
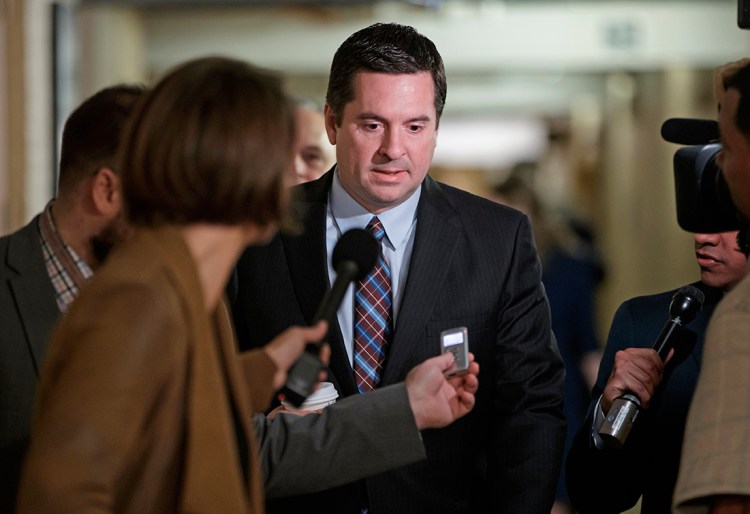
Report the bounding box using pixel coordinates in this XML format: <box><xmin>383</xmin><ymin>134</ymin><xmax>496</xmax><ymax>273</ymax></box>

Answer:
<box><xmin>6</xmin><ymin>217</ymin><xmax>60</xmax><ymax>375</ymax></box>
<box><xmin>381</xmin><ymin>176</ymin><xmax>461</xmax><ymax>385</ymax></box>
<box><xmin>283</xmin><ymin>172</ymin><xmax>358</xmax><ymax>394</ymax></box>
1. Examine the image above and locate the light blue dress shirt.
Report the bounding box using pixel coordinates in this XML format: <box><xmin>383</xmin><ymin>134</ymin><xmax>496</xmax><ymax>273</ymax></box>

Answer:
<box><xmin>326</xmin><ymin>170</ymin><xmax>420</xmax><ymax>366</ymax></box>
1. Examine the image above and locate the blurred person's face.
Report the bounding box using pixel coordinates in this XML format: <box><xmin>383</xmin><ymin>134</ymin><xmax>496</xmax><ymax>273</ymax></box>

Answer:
<box><xmin>717</xmin><ymin>88</ymin><xmax>750</xmax><ymax>220</ymax></box>
<box><xmin>694</xmin><ymin>231</ymin><xmax>746</xmax><ymax>291</ymax></box>
<box><xmin>325</xmin><ymin>71</ymin><xmax>438</xmax><ymax>214</ymax></box>
<box><xmin>293</xmin><ymin>106</ymin><xmax>336</xmax><ymax>184</ymax></box>
<box><xmin>87</xmin><ymin>167</ymin><xmax>131</xmax><ymax>266</ymax></box>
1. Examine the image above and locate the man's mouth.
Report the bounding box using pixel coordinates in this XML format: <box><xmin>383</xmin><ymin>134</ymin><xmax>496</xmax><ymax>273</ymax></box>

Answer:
<box><xmin>373</xmin><ymin>168</ymin><xmax>405</xmax><ymax>174</ymax></box>
<box><xmin>696</xmin><ymin>251</ymin><xmax>721</xmax><ymax>267</ymax></box>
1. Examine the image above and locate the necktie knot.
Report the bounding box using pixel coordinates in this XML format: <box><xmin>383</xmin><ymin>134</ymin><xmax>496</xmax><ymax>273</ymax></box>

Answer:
<box><xmin>366</xmin><ymin>216</ymin><xmax>385</xmax><ymax>243</ymax></box>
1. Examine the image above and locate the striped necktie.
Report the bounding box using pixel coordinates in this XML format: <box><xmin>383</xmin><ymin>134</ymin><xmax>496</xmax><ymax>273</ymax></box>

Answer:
<box><xmin>353</xmin><ymin>216</ymin><xmax>392</xmax><ymax>393</ymax></box>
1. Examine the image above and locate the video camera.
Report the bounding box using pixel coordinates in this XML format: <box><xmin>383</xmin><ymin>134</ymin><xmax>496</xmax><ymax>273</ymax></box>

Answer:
<box><xmin>662</xmin><ymin>117</ymin><xmax>746</xmax><ymax>233</ymax></box>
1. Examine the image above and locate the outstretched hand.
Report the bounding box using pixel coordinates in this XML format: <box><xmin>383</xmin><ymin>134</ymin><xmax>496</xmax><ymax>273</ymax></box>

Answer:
<box><xmin>406</xmin><ymin>352</ymin><xmax>479</xmax><ymax>430</ymax></box>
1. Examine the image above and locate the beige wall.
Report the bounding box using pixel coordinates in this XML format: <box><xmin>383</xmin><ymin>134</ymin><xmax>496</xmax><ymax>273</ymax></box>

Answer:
<box><xmin>0</xmin><ymin>0</ymin><xmax>26</xmax><ymax>234</ymax></box>
<box><xmin>596</xmin><ymin>68</ymin><xmax>712</xmax><ymax>336</ymax></box>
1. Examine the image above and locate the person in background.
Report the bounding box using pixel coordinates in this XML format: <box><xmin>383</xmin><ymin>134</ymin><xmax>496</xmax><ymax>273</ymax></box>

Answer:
<box><xmin>673</xmin><ymin>59</ymin><xmax>750</xmax><ymax>514</ymax></box>
<box><xmin>231</xmin><ymin>22</ymin><xmax>565</xmax><ymax>514</ymax></box>
<box><xmin>292</xmin><ymin>98</ymin><xmax>336</xmax><ymax>184</ymax></box>
<box><xmin>224</xmin><ymin>96</ymin><xmax>334</xmax><ymax>301</ymax></box>
<box><xmin>490</xmin><ymin>173</ymin><xmax>603</xmax><ymax>514</ymax></box>
<box><xmin>0</xmin><ymin>84</ymin><xmax>145</xmax><ymax>512</ymax></box>
<box><xmin>15</xmin><ymin>56</ymin><xmax>479</xmax><ymax>514</ymax></box>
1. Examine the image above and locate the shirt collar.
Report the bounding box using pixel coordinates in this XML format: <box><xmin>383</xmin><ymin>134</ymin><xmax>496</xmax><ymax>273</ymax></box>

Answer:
<box><xmin>39</xmin><ymin>200</ymin><xmax>93</xmax><ymax>279</ymax></box>
<box><xmin>329</xmin><ymin>171</ymin><xmax>420</xmax><ymax>251</ymax></box>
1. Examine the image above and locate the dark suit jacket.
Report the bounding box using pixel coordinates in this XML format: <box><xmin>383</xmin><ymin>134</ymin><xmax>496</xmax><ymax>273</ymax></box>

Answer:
<box><xmin>0</xmin><ymin>216</ymin><xmax>59</xmax><ymax>512</ymax></box>
<box><xmin>566</xmin><ymin>282</ymin><xmax>722</xmax><ymax>514</ymax></box>
<box><xmin>232</xmin><ymin>172</ymin><xmax>566</xmax><ymax>514</ymax></box>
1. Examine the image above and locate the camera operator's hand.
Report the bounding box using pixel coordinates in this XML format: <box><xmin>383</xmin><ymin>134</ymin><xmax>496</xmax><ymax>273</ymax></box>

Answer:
<box><xmin>601</xmin><ymin>347</ymin><xmax>672</xmax><ymax>412</ymax></box>
<box><xmin>406</xmin><ymin>352</ymin><xmax>479</xmax><ymax>430</ymax></box>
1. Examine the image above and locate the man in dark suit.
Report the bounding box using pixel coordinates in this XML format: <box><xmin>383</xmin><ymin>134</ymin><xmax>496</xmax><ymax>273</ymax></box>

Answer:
<box><xmin>0</xmin><ymin>84</ymin><xmax>145</xmax><ymax>512</ymax></box>
<box><xmin>565</xmin><ymin>230</ymin><xmax>747</xmax><ymax>514</ymax></box>
<box><xmin>231</xmin><ymin>22</ymin><xmax>566</xmax><ymax>514</ymax></box>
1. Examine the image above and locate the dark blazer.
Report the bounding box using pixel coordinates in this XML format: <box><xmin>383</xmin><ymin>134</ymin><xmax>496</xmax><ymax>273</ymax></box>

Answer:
<box><xmin>0</xmin><ymin>216</ymin><xmax>59</xmax><ymax>512</ymax></box>
<box><xmin>232</xmin><ymin>171</ymin><xmax>566</xmax><ymax>514</ymax></box>
<box><xmin>566</xmin><ymin>282</ymin><xmax>722</xmax><ymax>514</ymax></box>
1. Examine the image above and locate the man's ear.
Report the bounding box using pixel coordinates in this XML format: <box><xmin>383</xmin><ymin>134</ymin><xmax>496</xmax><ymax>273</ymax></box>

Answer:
<box><xmin>91</xmin><ymin>167</ymin><xmax>122</xmax><ymax>217</ymax></box>
<box><xmin>324</xmin><ymin>104</ymin><xmax>337</xmax><ymax>145</ymax></box>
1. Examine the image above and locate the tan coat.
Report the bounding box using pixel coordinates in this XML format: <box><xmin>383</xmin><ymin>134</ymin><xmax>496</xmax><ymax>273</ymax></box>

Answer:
<box><xmin>673</xmin><ymin>268</ymin><xmax>750</xmax><ymax>514</ymax></box>
<box><xmin>17</xmin><ymin>226</ymin><xmax>276</xmax><ymax>514</ymax></box>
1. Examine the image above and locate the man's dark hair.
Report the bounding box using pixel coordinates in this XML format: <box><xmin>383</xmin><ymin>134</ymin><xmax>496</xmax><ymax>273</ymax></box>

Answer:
<box><xmin>325</xmin><ymin>23</ymin><xmax>447</xmax><ymax>126</ymax></box>
<box><xmin>723</xmin><ymin>61</ymin><xmax>750</xmax><ymax>136</ymax></box>
<box><xmin>58</xmin><ymin>84</ymin><xmax>146</xmax><ymax>195</ymax></box>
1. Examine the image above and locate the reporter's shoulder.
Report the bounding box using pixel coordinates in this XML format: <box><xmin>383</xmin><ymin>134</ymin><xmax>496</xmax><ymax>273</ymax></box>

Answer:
<box><xmin>64</xmin><ymin>273</ymin><xmax>180</xmax><ymax>341</ymax></box>
<box><xmin>67</xmin><ymin>235</ymin><xmax>189</xmax><ymax>331</ymax></box>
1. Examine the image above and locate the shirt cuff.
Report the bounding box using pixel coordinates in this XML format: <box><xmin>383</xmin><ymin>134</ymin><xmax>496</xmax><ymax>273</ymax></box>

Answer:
<box><xmin>591</xmin><ymin>394</ymin><xmax>607</xmax><ymax>449</ymax></box>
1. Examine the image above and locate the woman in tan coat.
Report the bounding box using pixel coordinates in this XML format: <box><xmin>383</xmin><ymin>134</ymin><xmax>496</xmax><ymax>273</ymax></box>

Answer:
<box><xmin>16</xmin><ymin>56</ymin><xmax>324</xmax><ymax>514</ymax></box>
<box><xmin>16</xmin><ymin>57</ymin><xmax>479</xmax><ymax>514</ymax></box>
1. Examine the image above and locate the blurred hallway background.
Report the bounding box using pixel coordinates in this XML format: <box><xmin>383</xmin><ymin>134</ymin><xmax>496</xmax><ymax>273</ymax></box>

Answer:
<box><xmin>4</xmin><ymin>0</ymin><xmax>748</xmax><ymax>385</ymax></box>
<box><xmin>0</xmin><ymin>10</ymin><xmax>747</xmax><ymax>509</ymax></box>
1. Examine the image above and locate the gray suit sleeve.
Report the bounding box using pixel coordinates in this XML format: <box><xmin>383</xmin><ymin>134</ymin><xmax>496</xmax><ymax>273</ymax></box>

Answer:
<box><xmin>255</xmin><ymin>383</ymin><xmax>425</xmax><ymax>498</ymax></box>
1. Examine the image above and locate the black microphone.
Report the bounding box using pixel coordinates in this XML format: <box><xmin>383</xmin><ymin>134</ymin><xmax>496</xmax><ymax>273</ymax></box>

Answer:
<box><xmin>280</xmin><ymin>228</ymin><xmax>379</xmax><ymax>407</ymax></box>
<box><xmin>661</xmin><ymin>118</ymin><xmax>719</xmax><ymax>145</ymax></box>
<box><xmin>598</xmin><ymin>285</ymin><xmax>705</xmax><ymax>448</ymax></box>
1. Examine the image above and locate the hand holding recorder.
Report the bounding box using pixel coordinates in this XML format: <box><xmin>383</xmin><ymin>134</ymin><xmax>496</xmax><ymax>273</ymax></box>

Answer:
<box><xmin>407</xmin><ymin>351</ymin><xmax>479</xmax><ymax>430</ymax></box>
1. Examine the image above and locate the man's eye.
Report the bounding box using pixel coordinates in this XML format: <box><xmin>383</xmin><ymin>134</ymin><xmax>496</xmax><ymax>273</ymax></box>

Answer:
<box><xmin>302</xmin><ymin>150</ymin><xmax>323</xmax><ymax>162</ymax></box>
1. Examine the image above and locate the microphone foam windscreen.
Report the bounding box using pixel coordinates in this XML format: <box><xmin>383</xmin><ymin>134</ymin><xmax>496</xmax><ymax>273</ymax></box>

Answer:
<box><xmin>332</xmin><ymin>228</ymin><xmax>379</xmax><ymax>281</ymax></box>
<box><xmin>678</xmin><ymin>284</ymin><xmax>706</xmax><ymax>306</ymax></box>
<box><xmin>670</xmin><ymin>284</ymin><xmax>706</xmax><ymax>324</ymax></box>
<box><xmin>661</xmin><ymin>118</ymin><xmax>719</xmax><ymax>145</ymax></box>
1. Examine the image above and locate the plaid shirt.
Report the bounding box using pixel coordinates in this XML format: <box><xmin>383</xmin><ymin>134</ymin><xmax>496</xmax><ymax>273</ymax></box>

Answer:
<box><xmin>38</xmin><ymin>201</ymin><xmax>93</xmax><ymax>312</ymax></box>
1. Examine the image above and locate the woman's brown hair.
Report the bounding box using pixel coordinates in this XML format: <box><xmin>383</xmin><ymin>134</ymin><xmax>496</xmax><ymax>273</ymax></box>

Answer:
<box><xmin>120</xmin><ymin>56</ymin><xmax>295</xmax><ymax>229</ymax></box>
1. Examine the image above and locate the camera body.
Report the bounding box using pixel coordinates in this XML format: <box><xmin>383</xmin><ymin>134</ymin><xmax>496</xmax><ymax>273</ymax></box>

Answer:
<box><xmin>664</xmin><ymin>117</ymin><xmax>748</xmax><ymax>237</ymax></box>
<box><xmin>740</xmin><ymin>0</ymin><xmax>750</xmax><ymax>29</ymax></box>
<box><xmin>673</xmin><ymin>143</ymin><xmax>741</xmax><ymax>233</ymax></box>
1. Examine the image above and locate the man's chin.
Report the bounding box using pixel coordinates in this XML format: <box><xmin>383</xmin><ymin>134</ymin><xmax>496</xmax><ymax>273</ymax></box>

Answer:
<box><xmin>700</xmin><ymin>272</ymin><xmax>727</xmax><ymax>291</ymax></box>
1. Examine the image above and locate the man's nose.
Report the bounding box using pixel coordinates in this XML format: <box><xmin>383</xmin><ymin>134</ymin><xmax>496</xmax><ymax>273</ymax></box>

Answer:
<box><xmin>379</xmin><ymin>129</ymin><xmax>406</xmax><ymax>160</ymax></box>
